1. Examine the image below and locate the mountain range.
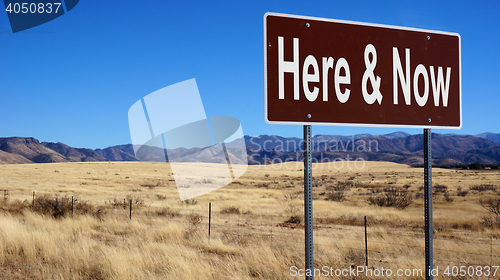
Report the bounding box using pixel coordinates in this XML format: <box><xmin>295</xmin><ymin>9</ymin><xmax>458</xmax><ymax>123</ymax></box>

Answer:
<box><xmin>0</xmin><ymin>132</ymin><xmax>499</xmax><ymax>166</ymax></box>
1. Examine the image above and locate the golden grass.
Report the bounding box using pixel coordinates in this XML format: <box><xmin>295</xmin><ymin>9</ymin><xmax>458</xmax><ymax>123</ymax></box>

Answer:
<box><xmin>0</xmin><ymin>161</ymin><xmax>499</xmax><ymax>279</ymax></box>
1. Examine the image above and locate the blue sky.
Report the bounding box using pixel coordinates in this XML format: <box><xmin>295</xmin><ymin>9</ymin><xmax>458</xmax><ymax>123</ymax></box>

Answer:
<box><xmin>1</xmin><ymin>0</ymin><xmax>499</xmax><ymax>149</ymax></box>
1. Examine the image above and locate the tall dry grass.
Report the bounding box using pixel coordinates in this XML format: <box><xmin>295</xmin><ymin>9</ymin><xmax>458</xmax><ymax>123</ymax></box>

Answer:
<box><xmin>0</xmin><ymin>161</ymin><xmax>499</xmax><ymax>279</ymax></box>
<box><xmin>0</xmin><ymin>208</ymin><xmax>303</xmax><ymax>279</ymax></box>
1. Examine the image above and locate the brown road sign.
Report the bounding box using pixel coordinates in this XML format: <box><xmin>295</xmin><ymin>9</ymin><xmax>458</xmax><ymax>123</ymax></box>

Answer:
<box><xmin>264</xmin><ymin>13</ymin><xmax>461</xmax><ymax>129</ymax></box>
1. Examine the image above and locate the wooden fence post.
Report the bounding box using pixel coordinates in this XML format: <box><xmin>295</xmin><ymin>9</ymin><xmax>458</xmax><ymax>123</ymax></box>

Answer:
<box><xmin>129</xmin><ymin>199</ymin><xmax>132</xmax><ymax>219</ymax></box>
<box><xmin>365</xmin><ymin>216</ymin><xmax>368</xmax><ymax>267</ymax></box>
<box><xmin>208</xmin><ymin>202</ymin><xmax>212</xmax><ymax>241</ymax></box>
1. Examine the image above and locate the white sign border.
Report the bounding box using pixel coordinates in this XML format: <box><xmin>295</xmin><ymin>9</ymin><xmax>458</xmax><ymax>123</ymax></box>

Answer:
<box><xmin>264</xmin><ymin>12</ymin><xmax>462</xmax><ymax>130</ymax></box>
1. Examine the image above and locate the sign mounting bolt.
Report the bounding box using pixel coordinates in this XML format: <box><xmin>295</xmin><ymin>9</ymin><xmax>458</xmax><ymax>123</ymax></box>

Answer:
<box><xmin>307</xmin><ymin>114</ymin><xmax>311</xmax><ymax>118</ymax></box>
<box><xmin>306</xmin><ymin>23</ymin><xmax>310</xmax><ymax>27</ymax></box>
<box><xmin>428</xmin><ymin>118</ymin><xmax>431</xmax><ymax>122</ymax></box>
<box><xmin>427</xmin><ymin>35</ymin><xmax>430</xmax><ymax>40</ymax></box>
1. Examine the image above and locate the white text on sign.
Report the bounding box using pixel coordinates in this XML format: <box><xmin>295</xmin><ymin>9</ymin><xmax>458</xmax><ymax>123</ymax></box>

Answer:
<box><xmin>277</xmin><ymin>37</ymin><xmax>452</xmax><ymax>107</ymax></box>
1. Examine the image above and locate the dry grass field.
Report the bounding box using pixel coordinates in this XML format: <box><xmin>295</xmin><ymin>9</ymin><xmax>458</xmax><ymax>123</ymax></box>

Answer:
<box><xmin>0</xmin><ymin>161</ymin><xmax>500</xmax><ymax>279</ymax></box>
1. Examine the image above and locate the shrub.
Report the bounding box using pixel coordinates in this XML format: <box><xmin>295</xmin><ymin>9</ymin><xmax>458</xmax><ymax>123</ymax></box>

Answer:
<box><xmin>141</xmin><ymin>184</ymin><xmax>156</xmax><ymax>189</ymax></box>
<box><xmin>457</xmin><ymin>190</ymin><xmax>469</xmax><ymax>197</ymax></box>
<box><xmin>471</xmin><ymin>184</ymin><xmax>497</xmax><ymax>192</ymax></box>
<box><xmin>156</xmin><ymin>207</ymin><xmax>180</xmax><ymax>217</ymax></box>
<box><xmin>469</xmin><ymin>162</ymin><xmax>482</xmax><ymax>170</ymax></box>
<box><xmin>327</xmin><ymin>181</ymin><xmax>354</xmax><ymax>192</ymax></box>
<box><xmin>338</xmin><ymin>214</ymin><xmax>360</xmax><ymax>226</ymax></box>
<box><xmin>107</xmin><ymin>196</ymin><xmax>144</xmax><ymax>209</ymax></box>
<box><xmin>434</xmin><ymin>184</ymin><xmax>448</xmax><ymax>193</ymax></box>
<box><xmin>444</xmin><ymin>192</ymin><xmax>453</xmax><ymax>203</ymax></box>
<box><xmin>188</xmin><ymin>212</ymin><xmax>203</xmax><ymax>227</ymax></box>
<box><xmin>325</xmin><ymin>191</ymin><xmax>346</xmax><ymax>202</ymax></box>
<box><xmin>184</xmin><ymin>212</ymin><xmax>203</xmax><ymax>239</ymax></box>
<box><xmin>367</xmin><ymin>187</ymin><xmax>413</xmax><ymax>209</ymax></box>
<box><xmin>259</xmin><ymin>182</ymin><xmax>270</xmax><ymax>188</ymax></box>
<box><xmin>283</xmin><ymin>193</ymin><xmax>300</xmax><ymax>215</ymax></box>
<box><xmin>0</xmin><ymin>199</ymin><xmax>30</xmax><ymax>215</ymax></box>
<box><xmin>480</xmin><ymin>215</ymin><xmax>500</xmax><ymax>228</ymax></box>
<box><xmin>156</xmin><ymin>194</ymin><xmax>167</xmax><ymax>200</ymax></box>
<box><xmin>32</xmin><ymin>195</ymin><xmax>93</xmax><ymax>218</ymax></box>
<box><xmin>480</xmin><ymin>198</ymin><xmax>500</xmax><ymax>216</ymax></box>
<box><xmin>284</xmin><ymin>215</ymin><xmax>301</xmax><ymax>224</ymax></box>
<box><xmin>220</xmin><ymin>206</ymin><xmax>240</xmax><ymax>214</ymax></box>
<box><xmin>343</xmin><ymin>249</ymin><xmax>365</xmax><ymax>265</ymax></box>
<box><xmin>182</xmin><ymin>198</ymin><xmax>198</xmax><ymax>206</ymax></box>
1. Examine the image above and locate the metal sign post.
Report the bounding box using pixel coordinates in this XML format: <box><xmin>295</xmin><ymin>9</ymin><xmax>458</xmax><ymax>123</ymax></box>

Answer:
<box><xmin>303</xmin><ymin>125</ymin><xmax>314</xmax><ymax>280</ymax></box>
<box><xmin>424</xmin><ymin>128</ymin><xmax>433</xmax><ymax>279</ymax></box>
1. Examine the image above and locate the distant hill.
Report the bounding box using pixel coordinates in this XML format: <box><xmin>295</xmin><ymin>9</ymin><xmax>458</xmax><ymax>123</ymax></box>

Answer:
<box><xmin>243</xmin><ymin>133</ymin><xmax>499</xmax><ymax>166</ymax></box>
<box><xmin>94</xmin><ymin>145</ymin><xmax>138</xmax><ymax>161</ymax></box>
<box><xmin>0</xmin><ymin>149</ymin><xmax>32</xmax><ymax>164</ymax></box>
<box><xmin>476</xmin><ymin>132</ymin><xmax>500</xmax><ymax>143</ymax></box>
<box><xmin>41</xmin><ymin>142</ymin><xmax>105</xmax><ymax>162</ymax></box>
<box><xmin>463</xmin><ymin>145</ymin><xmax>500</xmax><ymax>163</ymax></box>
<box><xmin>0</xmin><ymin>132</ymin><xmax>498</xmax><ymax>166</ymax></box>
<box><xmin>0</xmin><ymin>137</ymin><xmax>66</xmax><ymax>163</ymax></box>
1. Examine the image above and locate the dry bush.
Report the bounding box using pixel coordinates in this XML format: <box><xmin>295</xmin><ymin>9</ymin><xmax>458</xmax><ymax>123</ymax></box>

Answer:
<box><xmin>433</xmin><ymin>184</ymin><xmax>448</xmax><ymax>193</ymax></box>
<box><xmin>284</xmin><ymin>215</ymin><xmax>301</xmax><ymax>224</ymax></box>
<box><xmin>325</xmin><ymin>191</ymin><xmax>346</xmax><ymax>202</ymax></box>
<box><xmin>188</xmin><ymin>212</ymin><xmax>203</xmax><ymax>226</ymax></box>
<box><xmin>107</xmin><ymin>197</ymin><xmax>127</xmax><ymax>208</ymax></box>
<box><xmin>444</xmin><ymin>191</ymin><xmax>453</xmax><ymax>203</ymax></box>
<box><xmin>316</xmin><ymin>214</ymin><xmax>363</xmax><ymax>226</ymax></box>
<box><xmin>106</xmin><ymin>196</ymin><xmax>143</xmax><ymax>209</ymax></box>
<box><xmin>259</xmin><ymin>182</ymin><xmax>270</xmax><ymax>188</ymax></box>
<box><xmin>220</xmin><ymin>206</ymin><xmax>240</xmax><ymax>214</ymax></box>
<box><xmin>480</xmin><ymin>215</ymin><xmax>500</xmax><ymax>228</ymax></box>
<box><xmin>32</xmin><ymin>195</ymin><xmax>93</xmax><ymax>218</ymax></box>
<box><xmin>155</xmin><ymin>206</ymin><xmax>180</xmax><ymax>218</ymax></box>
<box><xmin>155</xmin><ymin>194</ymin><xmax>167</xmax><ymax>200</ymax></box>
<box><xmin>141</xmin><ymin>183</ymin><xmax>156</xmax><ymax>189</ymax></box>
<box><xmin>479</xmin><ymin>198</ymin><xmax>500</xmax><ymax>216</ymax></box>
<box><xmin>283</xmin><ymin>193</ymin><xmax>300</xmax><ymax>215</ymax></box>
<box><xmin>181</xmin><ymin>198</ymin><xmax>198</xmax><ymax>206</ymax></box>
<box><xmin>184</xmin><ymin>212</ymin><xmax>203</xmax><ymax>240</ymax></box>
<box><xmin>324</xmin><ymin>181</ymin><xmax>353</xmax><ymax>202</ymax></box>
<box><xmin>367</xmin><ymin>187</ymin><xmax>413</xmax><ymax>209</ymax></box>
<box><xmin>457</xmin><ymin>190</ymin><xmax>469</xmax><ymax>197</ymax></box>
<box><xmin>343</xmin><ymin>248</ymin><xmax>365</xmax><ymax>266</ymax></box>
<box><xmin>127</xmin><ymin>195</ymin><xmax>144</xmax><ymax>206</ymax></box>
<box><xmin>471</xmin><ymin>184</ymin><xmax>497</xmax><ymax>192</ymax></box>
<box><xmin>0</xmin><ymin>199</ymin><xmax>30</xmax><ymax>215</ymax></box>
<box><xmin>338</xmin><ymin>214</ymin><xmax>361</xmax><ymax>226</ymax></box>
<box><xmin>332</xmin><ymin>180</ymin><xmax>354</xmax><ymax>191</ymax></box>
